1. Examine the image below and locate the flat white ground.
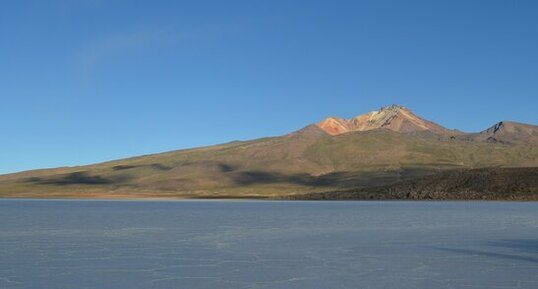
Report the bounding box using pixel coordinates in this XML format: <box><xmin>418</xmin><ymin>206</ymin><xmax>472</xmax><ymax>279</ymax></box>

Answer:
<box><xmin>1</xmin><ymin>200</ymin><xmax>537</xmax><ymax>289</ymax></box>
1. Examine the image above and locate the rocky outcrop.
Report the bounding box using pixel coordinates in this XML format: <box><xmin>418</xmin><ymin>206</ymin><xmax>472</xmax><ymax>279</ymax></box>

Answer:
<box><xmin>290</xmin><ymin>167</ymin><xmax>538</xmax><ymax>201</ymax></box>
<box><xmin>475</xmin><ymin>121</ymin><xmax>538</xmax><ymax>144</ymax></box>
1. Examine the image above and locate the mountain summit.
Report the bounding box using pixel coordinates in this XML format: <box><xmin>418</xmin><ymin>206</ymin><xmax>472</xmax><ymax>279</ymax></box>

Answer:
<box><xmin>0</xmin><ymin>104</ymin><xmax>537</xmax><ymax>200</ymax></box>
<box><xmin>316</xmin><ymin>104</ymin><xmax>457</xmax><ymax>136</ymax></box>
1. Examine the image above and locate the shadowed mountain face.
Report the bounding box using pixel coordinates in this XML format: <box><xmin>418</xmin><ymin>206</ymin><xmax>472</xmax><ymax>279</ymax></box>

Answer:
<box><xmin>472</xmin><ymin>121</ymin><xmax>538</xmax><ymax>144</ymax></box>
<box><xmin>1</xmin><ymin>105</ymin><xmax>537</xmax><ymax>199</ymax></box>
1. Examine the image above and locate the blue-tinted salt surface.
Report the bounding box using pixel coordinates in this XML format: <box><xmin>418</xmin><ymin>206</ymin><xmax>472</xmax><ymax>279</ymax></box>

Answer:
<box><xmin>1</xmin><ymin>200</ymin><xmax>537</xmax><ymax>289</ymax></box>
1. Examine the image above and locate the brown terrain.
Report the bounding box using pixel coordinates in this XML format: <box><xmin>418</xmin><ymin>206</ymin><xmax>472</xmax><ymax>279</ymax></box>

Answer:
<box><xmin>317</xmin><ymin>105</ymin><xmax>460</xmax><ymax>136</ymax></box>
<box><xmin>1</xmin><ymin>104</ymin><xmax>537</xmax><ymax>200</ymax></box>
<box><xmin>289</xmin><ymin>167</ymin><xmax>538</xmax><ymax>200</ymax></box>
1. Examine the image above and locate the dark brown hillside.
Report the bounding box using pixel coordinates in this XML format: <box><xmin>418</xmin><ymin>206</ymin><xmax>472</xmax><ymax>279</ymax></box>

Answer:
<box><xmin>460</xmin><ymin>121</ymin><xmax>538</xmax><ymax>144</ymax></box>
<box><xmin>291</xmin><ymin>167</ymin><xmax>538</xmax><ymax>201</ymax></box>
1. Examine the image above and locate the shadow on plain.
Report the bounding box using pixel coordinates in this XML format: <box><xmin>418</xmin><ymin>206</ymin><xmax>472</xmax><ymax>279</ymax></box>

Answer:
<box><xmin>431</xmin><ymin>239</ymin><xmax>538</xmax><ymax>264</ymax></box>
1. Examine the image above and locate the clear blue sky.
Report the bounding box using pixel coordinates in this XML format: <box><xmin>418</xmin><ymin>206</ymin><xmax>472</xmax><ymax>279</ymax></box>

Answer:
<box><xmin>1</xmin><ymin>0</ymin><xmax>537</xmax><ymax>174</ymax></box>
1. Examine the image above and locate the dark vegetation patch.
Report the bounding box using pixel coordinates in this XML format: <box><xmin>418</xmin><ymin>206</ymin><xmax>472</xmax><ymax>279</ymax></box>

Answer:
<box><xmin>112</xmin><ymin>165</ymin><xmax>136</xmax><ymax>171</ymax></box>
<box><xmin>150</xmin><ymin>163</ymin><xmax>173</xmax><ymax>171</ymax></box>
<box><xmin>25</xmin><ymin>172</ymin><xmax>131</xmax><ymax>186</ymax></box>
<box><xmin>112</xmin><ymin>163</ymin><xmax>173</xmax><ymax>171</ymax></box>
<box><xmin>229</xmin><ymin>170</ymin><xmax>408</xmax><ymax>188</ymax></box>
<box><xmin>218</xmin><ymin>163</ymin><xmax>236</xmax><ymax>172</ymax></box>
<box><xmin>288</xmin><ymin>167</ymin><xmax>538</xmax><ymax>200</ymax></box>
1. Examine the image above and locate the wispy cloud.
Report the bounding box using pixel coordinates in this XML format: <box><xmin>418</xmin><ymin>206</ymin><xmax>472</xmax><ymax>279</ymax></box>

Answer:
<box><xmin>74</xmin><ymin>21</ymin><xmax>252</xmax><ymax>82</ymax></box>
<box><xmin>76</xmin><ymin>29</ymin><xmax>167</xmax><ymax>81</ymax></box>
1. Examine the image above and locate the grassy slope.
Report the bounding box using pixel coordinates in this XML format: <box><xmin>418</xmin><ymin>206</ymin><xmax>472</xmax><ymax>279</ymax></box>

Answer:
<box><xmin>1</xmin><ymin>128</ymin><xmax>538</xmax><ymax>199</ymax></box>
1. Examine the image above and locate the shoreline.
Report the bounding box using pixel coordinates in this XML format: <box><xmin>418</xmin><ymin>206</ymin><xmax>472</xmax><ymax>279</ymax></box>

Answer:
<box><xmin>1</xmin><ymin>196</ymin><xmax>537</xmax><ymax>202</ymax></box>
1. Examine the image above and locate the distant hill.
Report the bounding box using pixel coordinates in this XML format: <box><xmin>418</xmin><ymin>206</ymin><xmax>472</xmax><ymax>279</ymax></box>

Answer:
<box><xmin>462</xmin><ymin>121</ymin><xmax>538</xmax><ymax>144</ymax></box>
<box><xmin>1</xmin><ymin>104</ymin><xmax>537</xmax><ymax>200</ymax></box>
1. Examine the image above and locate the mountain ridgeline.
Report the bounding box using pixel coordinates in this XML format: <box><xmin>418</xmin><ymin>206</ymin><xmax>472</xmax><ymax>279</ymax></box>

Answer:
<box><xmin>1</xmin><ymin>105</ymin><xmax>537</xmax><ymax>200</ymax></box>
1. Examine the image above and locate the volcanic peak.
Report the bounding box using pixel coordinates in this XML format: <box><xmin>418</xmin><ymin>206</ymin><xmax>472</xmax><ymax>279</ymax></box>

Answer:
<box><xmin>316</xmin><ymin>104</ymin><xmax>452</xmax><ymax>136</ymax></box>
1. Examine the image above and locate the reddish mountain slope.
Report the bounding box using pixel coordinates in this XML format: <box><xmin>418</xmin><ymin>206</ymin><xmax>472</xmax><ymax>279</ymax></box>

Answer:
<box><xmin>316</xmin><ymin>105</ymin><xmax>459</xmax><ymax>136</ymax></box>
